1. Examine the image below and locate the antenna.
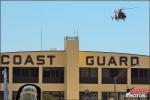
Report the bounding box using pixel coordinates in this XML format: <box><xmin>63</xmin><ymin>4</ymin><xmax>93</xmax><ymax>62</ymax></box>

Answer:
<box><xmin>40</xmin><ymin>24</ymin><xmax>43</xmax><ymax>51</ymax></box>
<box><xmin>40</xmin><ymin>9</ymin><xmax>43</xmax><ymax>51</ymax></box>
<box><xmin>74</xmin><ymin>30</ymin><xmax>75</xmax><ymax>37</ymax></box>
<box><xmin>77</xmin><ymin>30</ymin><xmax>79</xmax><ymax>37</ymax></box>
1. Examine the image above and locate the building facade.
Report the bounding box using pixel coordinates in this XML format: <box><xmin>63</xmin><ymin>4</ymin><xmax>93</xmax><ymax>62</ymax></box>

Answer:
<box><xmin>0</xmin><ymin>36</ymin><xmax>150</xmax><ymax>100</ymax></box>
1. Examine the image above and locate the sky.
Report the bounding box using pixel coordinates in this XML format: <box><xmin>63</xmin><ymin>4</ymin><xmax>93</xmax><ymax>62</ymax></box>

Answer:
<box><xmin>1</xmin><ymin>1</ymin><xmax>149</xmax><ymax>55</ymax></box>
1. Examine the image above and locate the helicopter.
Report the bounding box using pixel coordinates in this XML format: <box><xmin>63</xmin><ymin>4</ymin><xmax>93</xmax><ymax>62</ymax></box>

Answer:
<box><xmin>111</xmin><ymin>7</ymin><xmax>139</xmax><ymax>21</ymax></box>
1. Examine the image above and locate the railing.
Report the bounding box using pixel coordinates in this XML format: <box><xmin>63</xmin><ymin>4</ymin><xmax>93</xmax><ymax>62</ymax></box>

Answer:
<box><xmin>64</xmin><ymin>36</ymin><xmax>79</xmax><ymax>40</ymax></box>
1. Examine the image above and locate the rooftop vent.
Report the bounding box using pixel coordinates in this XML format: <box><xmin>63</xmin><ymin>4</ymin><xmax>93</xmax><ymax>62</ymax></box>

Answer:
<box><xmin>50</xmin><ymin>48</ymin><xmax>59</xmax><ymax>51</ymax></box>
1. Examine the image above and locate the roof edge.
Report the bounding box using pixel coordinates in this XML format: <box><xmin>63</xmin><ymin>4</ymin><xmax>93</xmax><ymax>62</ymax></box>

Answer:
<box><xmin>80</xmin><ymin>51</ymin><xmax>150</xmax><ymax>57</ymax></box>
<box><xmin>0</xmin><ymin>50</ymin><xmax>149</xmax><ymax>57</ymax></box>
<box><xmin>0</xmin><ymin>50</ymin><xmax>65</xmax><ymax>54</ymax></box>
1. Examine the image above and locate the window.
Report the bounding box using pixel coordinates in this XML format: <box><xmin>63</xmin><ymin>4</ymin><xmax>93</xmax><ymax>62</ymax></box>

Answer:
<box><xmin>80</xmin><ymin>68</ymin><xmax>98</xmax><ymax>84</ymax></box>
<box><xmin>131</xmin><ymin>68</ymin><xmax>150</xmax><ymax>84</ymax></box>
<box><xmin>42</xmin><ymin>91</ymin><xmax>64</xmax><ymax>100</ymax></box>
<box><xmin>43</xmin><ymin>67</ymin><xmax>64</xmax><ymax>83</ymax></box>
<box><xmin>0</xmin><ymin>91</ymin><xmax>4</xmax><ymax>100</ymax></box>
<box><xmin>12</xmin><ymin>91</ymin><xmax>17</xmax><ymax>100</ymax></box>
<box><xmin>102</xmin><ymin>68</ymin><xmax>127</xmax><ymax>84</ymax></box>
<box><xmin>147</xmin><ymin>93</ymin><xmax>150</xmax><ymax>100</ymax></box>
<box><xmin>102</xmin><ymin>92</ymin><xmax>126</xmax><ymax>100</ymax></box>
<box><xmin>80</xmin><ymin>91</ymin><xmax>98</xmax><ymax>100</ymax></box>
<box><xmin>0</xmin><ymin>67</ymin><xmax>9</xmax><ymax>83</ymax></box>
<box><xmin>13</xmin><ymin>67</ymin><xmax>39</xmax><ymax>83</ymax></box>
<box><xmin>131</xmin><ymin>69</ymin><xmax>138</xmax><ymax>78</ymax></box>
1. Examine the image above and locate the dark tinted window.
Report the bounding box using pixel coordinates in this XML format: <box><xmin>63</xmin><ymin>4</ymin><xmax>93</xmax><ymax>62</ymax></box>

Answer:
<box><xmin>80</xmin><ymin>91</ymin><xmax>98</xmax><ymax>100</ymax></box>
<box><xmin>102</xmin><ymin>92</ymin><xmax>126</xmax><ymax>100</ymax></box>
<box><xmin>0</xmin><ymin>67</ymin><xmax>9</xmax><ymax>83</ymax></box>
<box><xmin>42</xmin><ymin>91</ymin><xmax>64</xmax><ymax>100</ymax></box>
<box><xmin>13</xmin><ymin>67</ymin><xmax>39</xmax><ymax>83</ymax></box>
<box><xmin>0</xmin><ymin>91</ymin><xmax>4</xmax><ymax>100</ymax></box>
<box><xmin>102</xmin><ymin>68</ymin><xmax>127</xmax><ymax>84</ymax></box>
<box><xmin>12</xmin><ymin>91</ymin><xmax>17</xmax><ymax>100</ymax></box>
<box><xmin>131</xmin><ymin>68</ymin><xmax>150</xmax><ymax>84</ymax></box>
<box><xmin>43</xmin><ymin>67</ymin><xmax>64</xmax><ymax>83</ymax></box>
<box><xmin>80</xmin><ymin>68</ymin><xmax>98</xmax><ymax>84</ymax></box>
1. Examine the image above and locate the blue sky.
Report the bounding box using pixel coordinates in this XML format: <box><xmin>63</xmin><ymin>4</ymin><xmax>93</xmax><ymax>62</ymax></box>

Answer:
<box><xmin>1</xmin><ymin>1</ymin><xmax>149</xmax><ymax>55</ymax></box>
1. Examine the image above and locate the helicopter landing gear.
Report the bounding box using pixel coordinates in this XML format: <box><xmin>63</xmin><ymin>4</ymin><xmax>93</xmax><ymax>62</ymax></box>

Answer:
<box><xmin>111</xmin><ymin>16</ymin><xmax>114</xmax><ymax>20</ymax></box>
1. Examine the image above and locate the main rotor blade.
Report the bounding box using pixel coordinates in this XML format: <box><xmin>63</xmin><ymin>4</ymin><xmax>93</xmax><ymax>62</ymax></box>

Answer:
<box><xmin>124</xmin><ymin>7</ymin><xmax>140</xmax><ymax>10</ymax></box>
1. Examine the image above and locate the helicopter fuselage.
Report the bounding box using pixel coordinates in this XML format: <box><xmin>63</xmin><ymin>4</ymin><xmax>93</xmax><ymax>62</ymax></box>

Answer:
<box><xmin>112</xmin><ymin>9</ymin><xmax>126</xmax><ymax>21</ymax></box>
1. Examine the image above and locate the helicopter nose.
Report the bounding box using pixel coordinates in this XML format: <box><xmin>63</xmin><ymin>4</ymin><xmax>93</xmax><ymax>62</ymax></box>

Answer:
<box><xmin>114</xmin><ymin>9</ymin><xmax>116</xmax><ymax>12</ymax></box>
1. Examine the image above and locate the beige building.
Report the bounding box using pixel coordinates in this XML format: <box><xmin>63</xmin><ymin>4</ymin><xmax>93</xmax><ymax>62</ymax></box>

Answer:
<box><xmin>0</xmin><ymin>36</ymin><xmax>150</xmax><ymax>100</ymax></box>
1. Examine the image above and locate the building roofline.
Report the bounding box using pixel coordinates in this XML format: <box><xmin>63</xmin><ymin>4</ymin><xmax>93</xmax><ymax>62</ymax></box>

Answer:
<box><xmin>0</xmin><ymin>50</ymin><xmax>65</xmax><ymax>54</ymax></box>
<box><xmin>0</xmin><ymin>50</ymin><xmax>149</xmax><ymax>57</ymax></box>
<box><xmin>80</xmin><ymin>51</ymin><xmax>150</xmax><ymax>57</ymax></box>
